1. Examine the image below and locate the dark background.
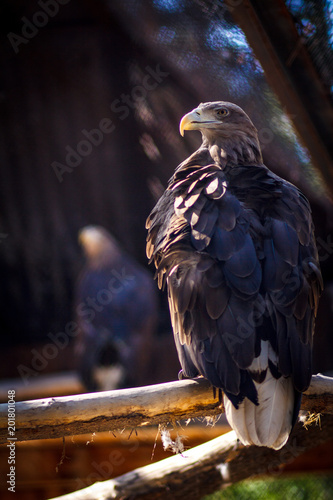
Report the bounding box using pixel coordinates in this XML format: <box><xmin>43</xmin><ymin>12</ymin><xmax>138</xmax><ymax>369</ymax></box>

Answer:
<box><xmin>0</xmin><ymin>0</ymin><xmax>333</xmax><ymax>382</ymax></box>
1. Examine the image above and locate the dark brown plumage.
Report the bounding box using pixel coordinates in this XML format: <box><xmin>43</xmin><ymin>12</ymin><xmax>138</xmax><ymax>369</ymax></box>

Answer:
<box><xmin>146</xmin><ymin>102</ymin><xmax>323</xmax><ymax>449</ymax></box>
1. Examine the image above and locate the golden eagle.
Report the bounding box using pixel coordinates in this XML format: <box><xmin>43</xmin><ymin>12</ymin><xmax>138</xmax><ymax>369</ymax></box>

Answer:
<box><xmin>146</xmin><ymin>102</ymin><xmax>323</xmax><ymax>449</ymax></box>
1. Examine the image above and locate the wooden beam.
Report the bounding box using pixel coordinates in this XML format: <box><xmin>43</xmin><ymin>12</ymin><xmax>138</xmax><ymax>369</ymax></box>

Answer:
<box><xmin>49</xmin><ymin>414</ymin><xmax>333</xmax><ymax>500</ymax></box>
<box><xmin>0</xmin><ymin>378</ymin><xmax>221</xmax><ymax>444</ymax></box>
<box><xmin>226</xmin><ymin>0</ymin><xmax>333</xmax><ymax>195</ymax></box>
<box><xmin>0</xmin><ymin>374</ymin><xmax>332</xmax><ymax>444</ymax></box>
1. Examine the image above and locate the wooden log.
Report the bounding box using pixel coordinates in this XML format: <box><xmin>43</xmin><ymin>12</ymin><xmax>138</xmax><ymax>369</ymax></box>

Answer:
<box><xmin>0</xmin><ymin>374</ymin><xmax>332</xmax><ymax>444</ymax></box>
<box><xmin>303</xmin><ymin>373</ymin><xmax>333</xmax><ymax>413</ymax></box>
<box><xmin>0</xmin><ymin>378</ymin><xmax>221</xmax><ymax>444</ymax></box>
<box><xmin>49</xmin><ymin>414</ymin><xmax>333</xmax><ymax>500</ymax></box>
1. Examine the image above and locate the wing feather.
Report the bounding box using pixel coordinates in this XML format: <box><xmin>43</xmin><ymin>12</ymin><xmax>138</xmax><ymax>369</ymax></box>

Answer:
<box><xmin>146</xmin><ymin>159</ymin><xmax>322</xmax><ymax>448</ymax></box>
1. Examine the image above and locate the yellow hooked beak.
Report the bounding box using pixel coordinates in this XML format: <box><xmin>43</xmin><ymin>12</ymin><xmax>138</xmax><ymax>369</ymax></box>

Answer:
<box><xmin>179</xmin><ymin>107</ymin><xmax>220</xmax><ymax>136</ymax></box>
<box><xmin>179</xmin><ymin>109</ymin><xmax>202</xmax><ymax>136</ymax></box>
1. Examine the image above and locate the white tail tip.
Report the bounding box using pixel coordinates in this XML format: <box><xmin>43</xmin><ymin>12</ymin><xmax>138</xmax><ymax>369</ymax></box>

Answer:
<box><xmin>224</xmin><ymin>374</ymin><xmax>295</xmax><ymax>450</ymax></box>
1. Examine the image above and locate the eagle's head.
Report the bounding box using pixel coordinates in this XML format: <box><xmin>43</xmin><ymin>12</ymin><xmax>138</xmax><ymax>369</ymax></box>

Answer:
<box><xmin>79</xmin><ymin>225</ymin><xmax>121</xmax><ymax>266</ymax></box>
<box><xmin>180</xmin><ymin>101</ymin><xmax>262</xmax><ymax>165</ymax></box>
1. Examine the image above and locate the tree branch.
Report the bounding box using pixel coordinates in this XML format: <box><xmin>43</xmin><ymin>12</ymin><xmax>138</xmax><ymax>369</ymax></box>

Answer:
<box><xmin>0</xmin><ymin>374</ymin><xmax>332</xmax><ymax>444</ymax></box>
<box><xmin>48</xmin><ymin>414</ymin><xmax>333</xmax><ymax>500</ymax></box>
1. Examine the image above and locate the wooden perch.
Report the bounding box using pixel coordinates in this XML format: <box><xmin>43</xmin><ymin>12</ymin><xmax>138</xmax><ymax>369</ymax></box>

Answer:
<box><xmin>0</xmin><ymin>374</ymin><xmax>332</xmax><ymax>444</ymax></box>
<box><xmin>49</xmin><ymin>414</ymin><xmax>333</xmax><ymax>500</ymax></box>
<box><xmin>0</xmin><ymin>378</ymin><xmax>220</xmax><ymax>444</ymax></box>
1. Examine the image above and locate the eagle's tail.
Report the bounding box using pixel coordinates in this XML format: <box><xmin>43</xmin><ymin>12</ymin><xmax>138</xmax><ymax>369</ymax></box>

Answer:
<box><xmin>224</xmin><ymin>343</ymin><xmax>295</xmax><ymax>449</ymax></box>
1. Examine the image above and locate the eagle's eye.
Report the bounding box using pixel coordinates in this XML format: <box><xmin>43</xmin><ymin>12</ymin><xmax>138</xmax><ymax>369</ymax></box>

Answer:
<box><xmin>216</xmin><ymin>108</ymin><xmax>229</xmax><ymax>117</ymax></box>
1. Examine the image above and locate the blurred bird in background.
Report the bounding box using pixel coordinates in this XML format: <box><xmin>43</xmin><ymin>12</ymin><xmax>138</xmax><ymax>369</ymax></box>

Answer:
<box><xmin>75</xmin><ymin>225</ymin><xmax>158</xmax><ymax>391</ymax></box>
